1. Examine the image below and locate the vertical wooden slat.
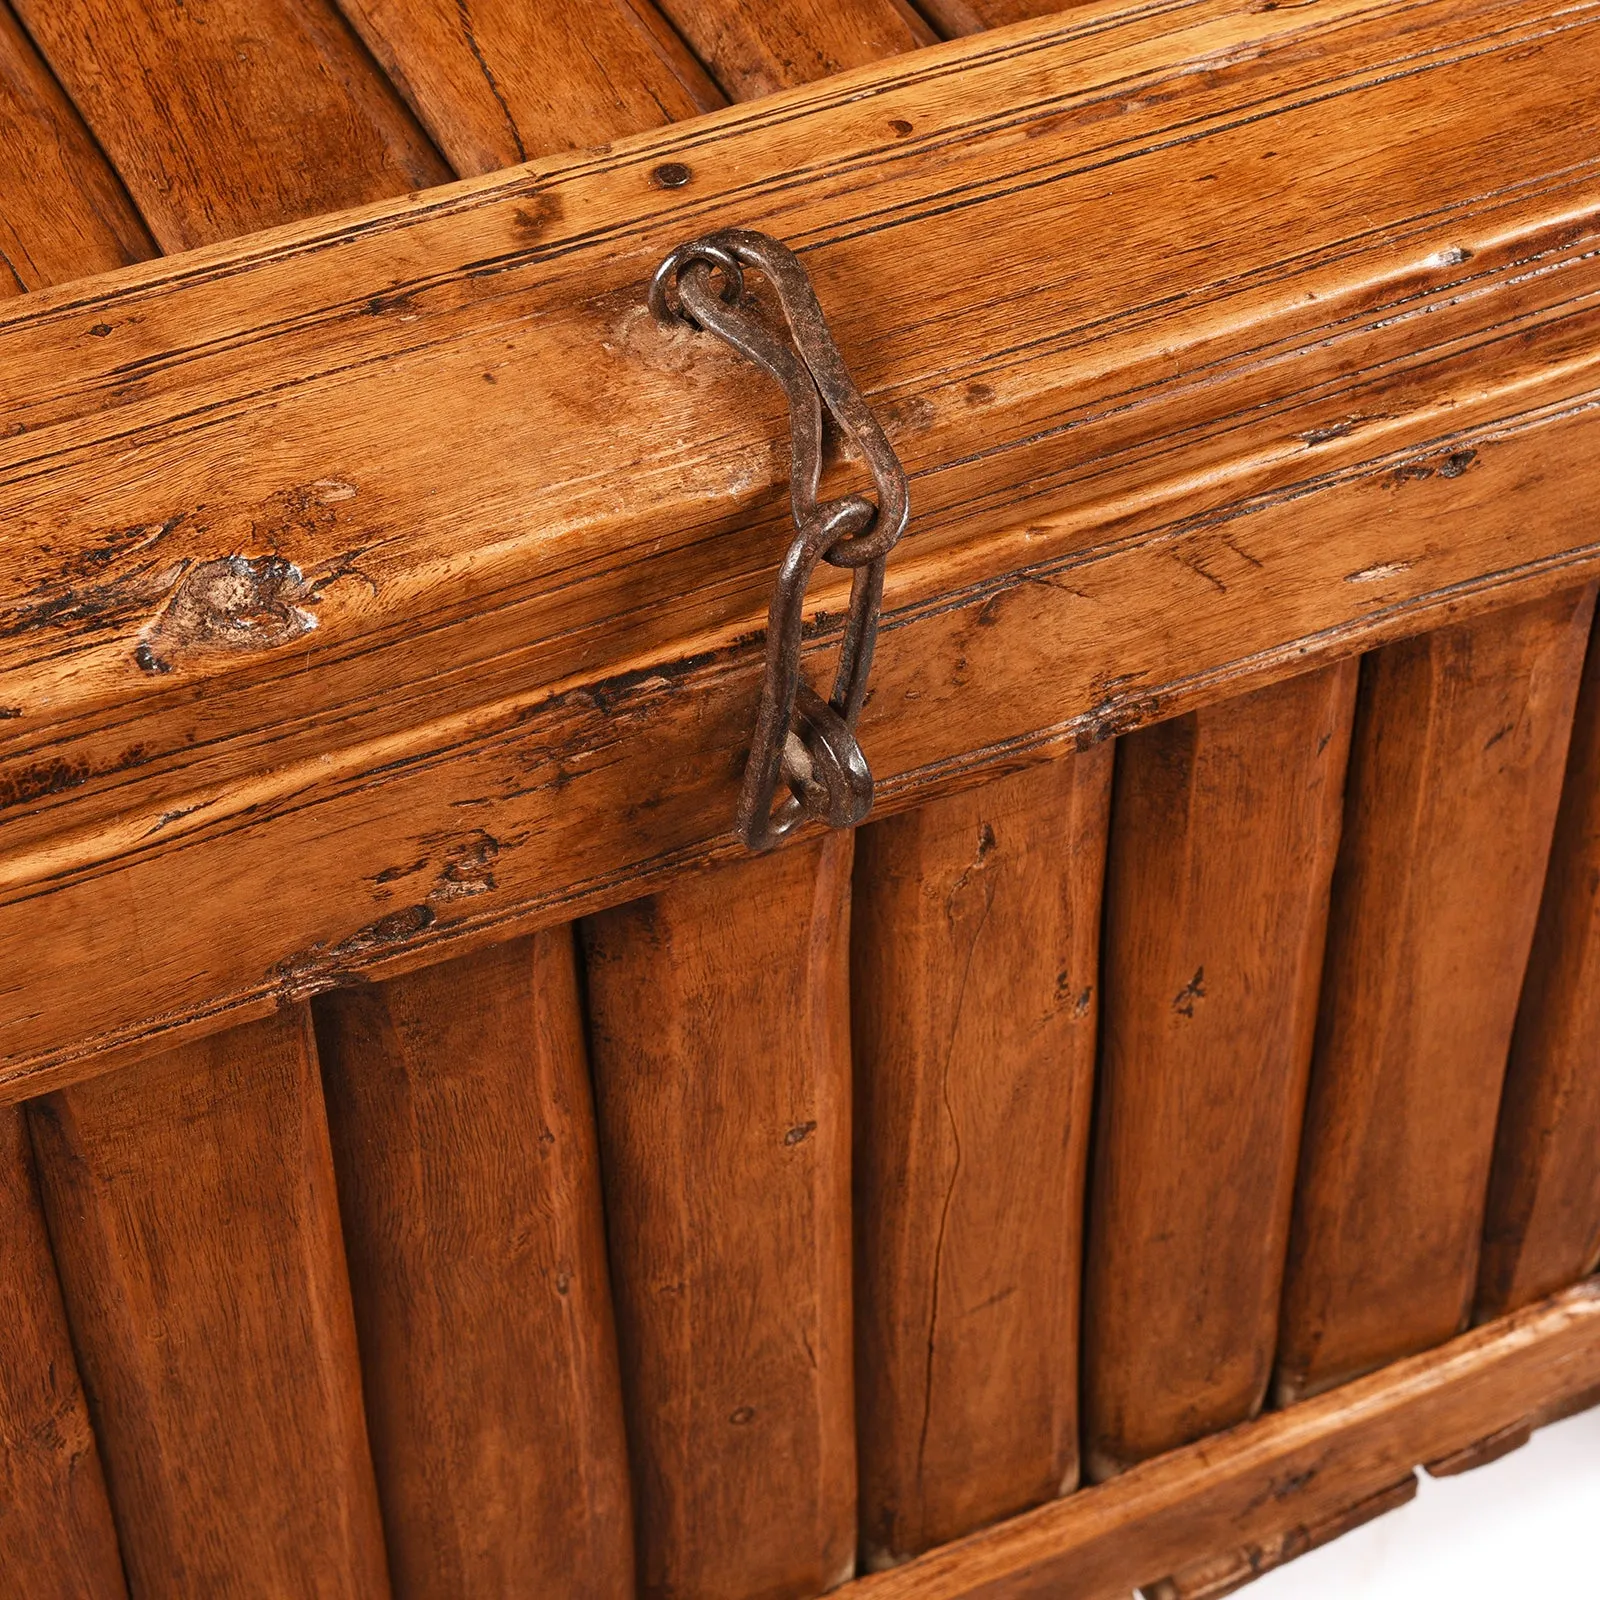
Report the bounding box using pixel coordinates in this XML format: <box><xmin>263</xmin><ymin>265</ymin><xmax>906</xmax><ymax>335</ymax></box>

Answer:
<box><xmin>313</xmin><ymin>932</ymin><xmax>633</xmax><ymax>1599</ymax></box>
<box><xmin>653</xmin><ymin>0</ymin><xmax>934</xmax><ymax>101</ymax></box>
<box><xmin>851</xmin><ymin>753</ymin><xmax>1111</xmax><ymax>1568</ymax></box>
<box><xmin>0</xmin><ymin>1110</ymin><xmax>127</xmax><ymax>1598</ymax></box>
<box><xmin>1276</xmin><ymin>588</ymin><xmax>1596</xmax><ymax>1404</ymax></box>
<box><xmin>335</xmin><ymin>0</ymin><xmax>722</xmax><ymax>176</ymax></box>
<box><xmin>918</xmin><ymin>0</ymin><xmax>1361</xmax><ymax>1511</ymax></box>
<box><xmin>30</xmin><ymin>1010</ymin><xmax>388</xmax><ymax>1599</ymax></box>
<box><xmin>584</xmin><ymin>835</ymin><xmax>857</xmax><ymax>1600</ymax></box>
<box><xmin>10</xmin><ymin>0</ymin><xmax>447</xmax><ymax>252</ymax></box>
<box><xmin>1478</xmin><ymin>615</ymin><xmax>1600</xmax><ymax>1318</ymax></box>
<box><xmin>1082</xmin><ymin>665</ymin><xmax>1356</xmax><ymax>1481</ymax></box>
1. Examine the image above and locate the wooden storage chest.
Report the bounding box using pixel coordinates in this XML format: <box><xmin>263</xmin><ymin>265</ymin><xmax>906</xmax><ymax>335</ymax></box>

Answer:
<box><xmin>2</xmin><ymin>0</ymin><xmax>1599</xmax><ymax>1594</ymax></box>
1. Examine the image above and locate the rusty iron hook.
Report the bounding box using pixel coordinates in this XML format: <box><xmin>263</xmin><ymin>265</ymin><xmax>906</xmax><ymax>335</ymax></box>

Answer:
<box><xmin>649</xmin><ymin>228</ymin><xmax>910</xmax><ymax>852</ymax></box>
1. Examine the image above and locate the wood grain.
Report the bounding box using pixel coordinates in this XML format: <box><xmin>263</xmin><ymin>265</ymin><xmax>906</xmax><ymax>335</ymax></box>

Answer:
<box><xmin>0</xmin><ymin>4</ymin><xmax>153</xmax><ymax>288</ymax></box>
<box><xmin>11</xmin><ymin>6</ymin><xmax>637</xmax><ymax>1595</ymax></box>
<box><xmin>1477</xmin><ymin>612</ymin><xmax>1600</xmax><ymax>1317</ymax></box>
<box><xmin>336</xmin><ymin>0</ymin><xmax>722</xmax><ymax>177</ymax></box>
<box><xmin>917</xmin><ymin>0</ymin><xmax>1063</xmax><ymax>37</ymax></box>
<box><xmin>851</xmin><ymin>751</ymin><xmax>1111</xmax><ymax>1566</ymax></box>
<box><xmin>28</xmin><ymin>1009</ymin><xmax>389</xmax><ymax>1599</ymax></box>
<box><xmin>1142</xmin><ymin>1476</ymin><xmax>1418</xmax><ymax>1600</ymax></box>
<box><xmin>1083</xmin><ymin>664</ymin><xmax>1356</xmax><ymax>1478</ymax></box>
<box><xmin>583</xmin><ymin>835</ymin><xmax>857</xmax><ymax>1599</ymax></box>
<box><xmin>655</xmin><ymin>0</ymin><xmax>934</xmax><ymax>100</ymax></box>
<box><xmin>314</xmin><ymin>933</ymin><xmax>632</xmax><ymax>1598</ymax></box>
<box><xmin>0</xmin><ymin>14</ymin><xmax>161</xmax><ymax>1595</ymax></box>
<box><xmin>836</xmin><ymin>1279</ymin><xmax>1600</xmax><ymax>1600</ymax></box>
<box><xmin>5</xmin><ymin>0</ymin><xmax>1600</xmax><ymax>1085</ymax></box>
<box><xmin>1276</xmin><ymin>587</ymin><xmax>1596</xmax><ymax>1404</ymax></box>
<box><xmin>0</xmin><ymin>1108</ymin><xmax>126</xmax><ymax>1598</ymax></box>
<box><xmin>9</xmin><ymin>0</ymin><xmax>447</xmax><ymax>252</ymax></box>
<box><xmin>562</xmin><ymin>3</ymin><xmax>918</xmax><ymax>1590</ymax></box>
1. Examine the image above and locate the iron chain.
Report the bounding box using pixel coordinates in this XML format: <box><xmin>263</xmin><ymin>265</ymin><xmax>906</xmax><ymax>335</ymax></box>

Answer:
<box><xmin>650</xmin><ymin>228</ymin><xmax>910</xmax><ymax>851</ymax></box>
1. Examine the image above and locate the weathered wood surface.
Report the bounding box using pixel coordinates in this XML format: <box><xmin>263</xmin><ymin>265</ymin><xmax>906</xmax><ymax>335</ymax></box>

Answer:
<box><xmin>5</xmin><ymin>0</ymin><xmax>1600</xmax><ymax>1089</ymax></box>
<box><xmin>583</xmin><ymin>837</ymin><xmax>857</xmax><ymax>1600</ymax></box>
<box><xmin>30</xmin><ymin>1010</ymin><xmax>390</xmax><ymax>1599</ymax></box>
<box><xmin>1143</xmin><ymin>1474</ymin><xmax>1418</xmax><ymax>1600</ymax></box>
<box><xmin>336</xmin><ymin>0</ymin><xmax>722</xmax><ymax>176</ymax></box>
<box><xmin>316</xmin><ymin>935</ymin><xmax>633</xmax><ymax>1598</ymax></box>
<box><xmin>1478</xmin><ymin>611</ymin><xmax>1600</xmax><ymax>1318</ymax></box>
<box><xmin>571</xmin><ymin>11</ymin><xmax>913</xmax><ymax>1597</ymax></box>
<box><xmin>10</xmin><ymin>6</ymin><xmax>645</xmax><ymax>1596</ymax></box>
<box><xmin>0</xmin><ymin>5</ymin><xmax>152</xmax><ymax>288</ymax></box>
<box><xmin>11</xmin><ymin>0</ymin><xmax>447</xmax><ymax>252</ymax></box>
<box><xmin>917</xmin><ymin>0</ymin><xmax>1061</xmax><ymax>37</ymax></box>
<box><xmin>0</xmin><ymin>1108</ymin><xmax>127</xmax><ymax>1598</ymax></box>
<box><xmin>1083</xmin><ymin>663</ymin><xmax>1355</xmax><ymax>1479</ymax></box>
<box><xmin>838</xmin><ymin>1280</ymin><xmax>1600</xmax><ymax>1600</ymax></box>
<box><xmin>852</xmin><ymin>752</ymin><xmax>1111</xmax><ymax>1566</ymax></box>
<box><xmin>655</xmin><ymin>0</ymin><xmax>934</xmax><ymax>100</ymax></box>
<box><xmin>1276</xmin><ymin>588</ymin><xmax>1595</xmax><ymax>1402</ymax></box>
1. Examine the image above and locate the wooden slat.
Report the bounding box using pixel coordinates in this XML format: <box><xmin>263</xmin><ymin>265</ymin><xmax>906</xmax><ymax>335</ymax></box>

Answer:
<box><xmin>314</xmin><ymin>933</ymin><xmax>632</xmax><ymax>1597</ymax></box>
<box><xmin>654</xmin><ymin>0</ymin><xmax>934</xmax><ymax>100</ymax></box>
<box><xmin>1276</xmin><ymin>587</ymin><xmax>1596</xmax><ymax>1403</ymax></box>
<box><xmin>0</xmin><ymin>1108</ymin><xmax>126</xmax><ymax>1597</ymax></box>
<box><xmin>6</xmin><ymin>0</ymin><xmax>1600</xmax><ymax>1087</ymax></box>
<box><xmin>837</xmin><ymin>1279</ymin><xmax>1600</xmax><ymax>1600</ymax></box>
<box><xmin>1143</xmin><ymin>1475</ymin><xmax>1418</xmax><ymax>1600</ymax></box>
<box><xmin>916</xmin><ymin>0</ymin><xmax>1060</xmax><ymax>36</ymax></box>
<box><xmin>851</xmin><ymin>751</ymin><xmax>1111</xmax><ymax>1566</ymax></box>
<box><xmin>1478</xmin><ymin>613</ymin><xmax>1600</xmax><ymax>1317</ymax></box>
<box><xmin>1082</xmin><ymin>664</ymin><xmax>1356</xmax><ymax>1478</ymax></box>
<box><xmin>10</xmin><ymin>0</ymin><xmax>446</xmax><ymax>252</ymax></box>
<box><xmin>335</xmin><ymin>0</ymin><xmax>722</xmax><ymax>177</ymax></box>
<box><xmin>29</xmin><ymin>1009</ymin><xmax>389</xmax><ymax>1598</ymax></box>
<box><xmin>0</xmin><ymin>4</ymin><xmax>152</xmax><ymax>287</ymax></box>
<box><xmin>583</xmin><ymin>836</ymin><xmax>857</xmax><ymax>1600</ymax></box>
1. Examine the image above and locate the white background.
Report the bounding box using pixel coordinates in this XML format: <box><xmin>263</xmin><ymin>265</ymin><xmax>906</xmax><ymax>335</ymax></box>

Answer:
<box><xmin>1248</xmin><ymin>1403</ymin><xmax>1600</xmax><ymax>1596</ymax></box>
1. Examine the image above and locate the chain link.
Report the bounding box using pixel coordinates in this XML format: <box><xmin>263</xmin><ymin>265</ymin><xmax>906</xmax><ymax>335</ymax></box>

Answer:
<box><xmin>650</xmin><ymin>228</ymin><xmax>910</xmax><ymax>851</ymax></box>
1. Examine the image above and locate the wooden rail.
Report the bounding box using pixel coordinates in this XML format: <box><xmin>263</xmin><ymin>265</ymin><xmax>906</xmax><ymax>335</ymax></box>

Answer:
<box><xmin>5</xmin><ymin>0</ymin><xmax>1600</xmax><ymax>1088</ymax></box>
<box><xmin>840</xmin><ymin>1278</ymin><xmax>1600</xmax><ymax>1599</ymax></box>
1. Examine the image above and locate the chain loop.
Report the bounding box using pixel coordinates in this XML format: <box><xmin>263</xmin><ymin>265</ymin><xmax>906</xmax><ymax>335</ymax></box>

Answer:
<box><xmin>650</xmin><ymin>228</ymin><xmax>910</xmax><ymax>851</ymax></box>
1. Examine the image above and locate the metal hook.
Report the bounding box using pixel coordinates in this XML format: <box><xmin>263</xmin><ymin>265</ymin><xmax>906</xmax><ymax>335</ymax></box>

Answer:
<box><xmin>650</xmin><ymin>229</ymin><xmax>910</xmax><ymax>851</ymax></box>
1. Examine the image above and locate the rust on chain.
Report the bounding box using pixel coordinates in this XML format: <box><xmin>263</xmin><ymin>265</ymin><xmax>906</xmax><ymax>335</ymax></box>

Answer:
<box><xmin>649</xmin><ymin>228</ymin><xmax>910</xmax><ymax>852</ymax></box>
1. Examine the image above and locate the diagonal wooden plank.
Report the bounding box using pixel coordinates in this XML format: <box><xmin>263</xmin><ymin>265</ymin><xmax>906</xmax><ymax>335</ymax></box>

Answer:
<box><xmin>10</xmin><ymin>0</ymin><xmax>446</xmax><ymax>251</ymax></box>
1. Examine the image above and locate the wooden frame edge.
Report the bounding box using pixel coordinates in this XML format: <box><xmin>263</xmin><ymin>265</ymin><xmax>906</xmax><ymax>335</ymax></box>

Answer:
<box><xmin>840</xmin><ymin>1279</ymin><xmax>1600</xmax><ymax>1599</ymax></box>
